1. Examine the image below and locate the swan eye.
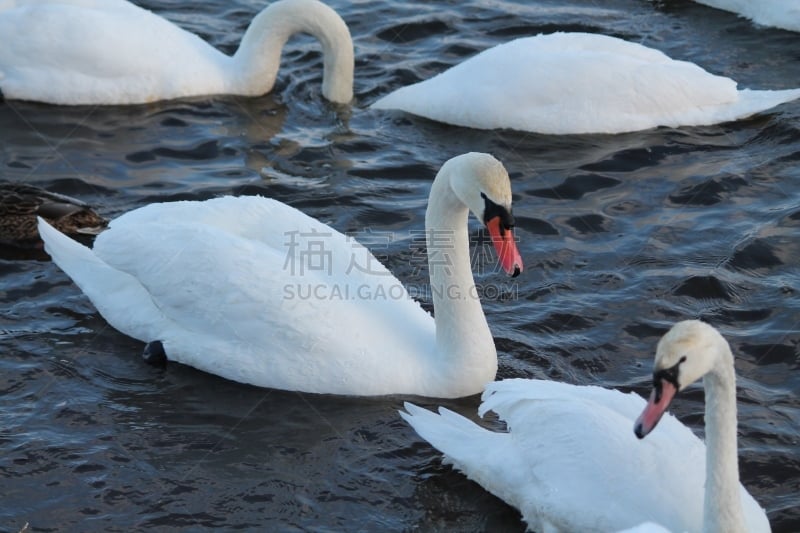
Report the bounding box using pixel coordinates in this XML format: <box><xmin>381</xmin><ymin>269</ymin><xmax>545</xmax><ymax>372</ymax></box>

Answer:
<box><xmin>653</xmin><ymin>356</ymin><xmax>685</xmax><ymax>390</ymax></box>
<box><xmin>481</xmin><ymin>193</ymin><xmax>515</xmax><ymax>229</ymax></box>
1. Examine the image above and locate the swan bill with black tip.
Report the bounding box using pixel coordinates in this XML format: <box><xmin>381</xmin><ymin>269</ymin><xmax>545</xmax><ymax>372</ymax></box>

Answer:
<box><xmin>634</xmin><ymin>357</ymin><xmax>685</xmax><ymax>439</ymax></box>
<box><xmin>482</xmin><ymin>194</ymin><xmax>522</xmax><ymax>277</ymax></box>
<box><xmin>634</xmin><ymin>379</ymin><xmax>677</xmax><ymax>439</ymax></box>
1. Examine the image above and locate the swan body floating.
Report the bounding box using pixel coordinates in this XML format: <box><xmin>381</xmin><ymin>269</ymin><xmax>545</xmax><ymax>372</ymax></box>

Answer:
<box><xmin>693</xmin><ymin>0</ymin><xmax>800</xmax><ymax>33</ymax></box>
<box><xmin>38</xmin><ymin>153</ymin><xmax>523</xmax><ymax>398</ymax></box>
<box><xmin>371</xmin><ymin>32</ymin><xmax>800</xmax><ymax>134</ymax></box>
<box><xmin>0</xmin><ymin>0</ymin><xmax>353</xmax><ymax>105</ymax></box>
<box><xmin>402</xmin><ymin>321</ymin><xmax>770</xmax><ymax>532</ymax></box>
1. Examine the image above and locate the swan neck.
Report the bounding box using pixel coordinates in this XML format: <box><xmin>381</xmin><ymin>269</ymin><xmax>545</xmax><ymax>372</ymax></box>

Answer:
<box><xmin>703</xmin><ymin>344</ymin><xmax>746</xmax><ymax>533</ymax></box>
<box><xmin>232</xmin><ymin>0</ymin><xmax>354</xmax><ymax>102</ymax></box>
<box><xmin>425</xmin><ymin>164</ymin><xmax>496</xmax><ymax>374</ymax></box>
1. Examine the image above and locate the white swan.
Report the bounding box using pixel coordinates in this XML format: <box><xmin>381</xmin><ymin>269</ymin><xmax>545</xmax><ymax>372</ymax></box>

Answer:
<box><xmin>0</xmin><ymin>0</ymin><xmax>353</xmax><ymax>105</ymax></box>
<box><xmin>38</xmin><ymin>153</ymin><xmax>523</xmax><ymax>398</ymax></box>
<box><xmin>401</xmin><ymin>321</ymin><xmax>770</xmax><ymax>532</ymax></box>
<box><xmin>371</xmin><ymin>32</ymin><xmax>800</xmax><ymax>134</ymax></box>
<box><xmin>693</xmin><ymin>0</ymin><xmax>800</xmax><ymax>33</ymax></box>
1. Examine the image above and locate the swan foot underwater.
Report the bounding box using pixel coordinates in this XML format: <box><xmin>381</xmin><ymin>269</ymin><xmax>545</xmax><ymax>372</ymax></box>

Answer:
<box><xmin>0</xmin><ymin>0</ymin><xmax>354</xmax><ymax>105</ymax></box>
<box><xmin>402</xmin><ymin>321</ymin><xmax>770</xmax><ymax>532</ymax></box>
<box><xmin>142</xmin><ymin>340</ymin><xmax>167</xmax><ymax>367</ymax></box>
<box><xmin>39</xmin><ymin>153</ymin><xmax>523</xmax><ymax>398</ymax></box>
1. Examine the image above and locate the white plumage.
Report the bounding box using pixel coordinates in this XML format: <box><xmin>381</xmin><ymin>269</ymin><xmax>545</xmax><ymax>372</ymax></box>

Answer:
<box><xmin>694</xmin><ymin>0</ymin><xmax>800</xmax><ymax>32</ymax></box>
<box><xmin>372</xmin><ymin>32</ymin><xmax>800</xmax><ymax>134</ymax></box>
<box><xmin>401</xmin><ymin>322</ymin><xmax>770</xmax><ymax>532</ymax></box>
<box><xmin>38</xmin><ymin>153</ymin><xmax>523</xmax><ymax>398</ymax></box>
<box><xmin>0</xmin><ymin>0</ymin><xmax>353</xmax><ymax>104</ymax></box>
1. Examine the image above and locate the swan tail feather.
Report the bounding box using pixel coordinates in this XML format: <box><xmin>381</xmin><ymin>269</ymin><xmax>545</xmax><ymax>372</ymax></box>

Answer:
<box><xmin>694</xmin><ymin>87</ymin><xmax>800</xmax><ymax>128</ymax></box>
<box><xmin>39</xmin><ymin>216</ymin><xmax>112</xmax><ymax>284</ymax></box>
<box><xmin>739</xmin><ymin>88</ymin><xmax>800</xmax><ymax>107</ymax></box>
<box><xmin>38</xmin><ymin>217</ymin><xmax>162</xmax><ymax>342</ymax></box>
<box><xmin>402</xmin><ymin>402</ymin><xmax>531</xmax><ymax>522</ymax></box>
<box><xmin>400</xmin><ymin>402</ymin><xmax>507</xmax><ymax>469</ymax></box>
<box><xmin>733</xmin><ymin>88</ymin><xmax>800</xmax><ymax>117</ymax></box>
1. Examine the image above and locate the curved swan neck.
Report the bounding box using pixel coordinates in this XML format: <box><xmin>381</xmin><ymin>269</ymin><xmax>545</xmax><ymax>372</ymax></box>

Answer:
<box><xmin>703</xmin><ymin>341</ymin><xmax>747</xmax><ymax>533</ymax></box>
<box><xmin>232</xmin><ymin>0</ymin><xmax>354</xmax><ymax>102</ymax></box>
<box><xmin>425</xmin><ymin>160</ymin><xmax>496</xmax><ymax>370</ymax></box>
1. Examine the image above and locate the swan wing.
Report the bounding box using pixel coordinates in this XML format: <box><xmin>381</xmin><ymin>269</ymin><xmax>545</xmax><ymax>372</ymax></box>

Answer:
<box><xmin>372</xmin><ymin>33</ymin><xmax>800</xmax><ymax>134</ymax></box>
<box><xmin>0</xmin><ymin>0</ymin><xmax>228</xmax><ymax>104</ymax></box>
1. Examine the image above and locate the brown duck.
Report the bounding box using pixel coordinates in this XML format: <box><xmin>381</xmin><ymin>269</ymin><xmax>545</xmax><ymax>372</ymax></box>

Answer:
<box><xmin>0</xmin><ymin>183</ymin><xmax>106</xmax><ymax>257</ymax></box>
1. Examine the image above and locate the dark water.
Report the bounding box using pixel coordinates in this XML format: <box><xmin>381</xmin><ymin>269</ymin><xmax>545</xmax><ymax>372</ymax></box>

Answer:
<box><xmin>2</xmin><ymin>0</ymin><xmax>799</xmax><ymax>531</ymax></box>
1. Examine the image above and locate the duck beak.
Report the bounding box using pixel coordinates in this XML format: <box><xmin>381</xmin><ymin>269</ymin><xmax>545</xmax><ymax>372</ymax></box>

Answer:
<box><xmin>634</xmin><ymin>378</ymin><xmax>677</xmax><ymax>439</ymax></box>
<box><xmin>486</xmin><ymin>216</ymin><xmax>523</xmax><ymax>277</ymax></box>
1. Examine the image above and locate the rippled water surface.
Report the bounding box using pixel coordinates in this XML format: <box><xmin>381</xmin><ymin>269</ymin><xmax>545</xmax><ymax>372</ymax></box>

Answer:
<box><xmin>2</xmin><ymin>0</ymin><xmax>799</xmax><ymax>531</ymax></box>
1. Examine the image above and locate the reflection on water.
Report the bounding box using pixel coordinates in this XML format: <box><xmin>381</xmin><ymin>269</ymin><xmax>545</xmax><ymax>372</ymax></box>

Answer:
<box><xmin>1</xmin><ymin>0</ymin><xmax>799</xmax><ymax>531</ymax></box>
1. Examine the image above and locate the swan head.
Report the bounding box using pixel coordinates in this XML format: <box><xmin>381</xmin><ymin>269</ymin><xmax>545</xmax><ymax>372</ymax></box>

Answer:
<box><xmin>446</xmin><ymin>153</ymin><xmax>523</xmax><ymax>277</ymax></box>
<box><xmin>634</xmin><ymin>320</ymin><xmax>726</xmax><ymax>438</ymax></box>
